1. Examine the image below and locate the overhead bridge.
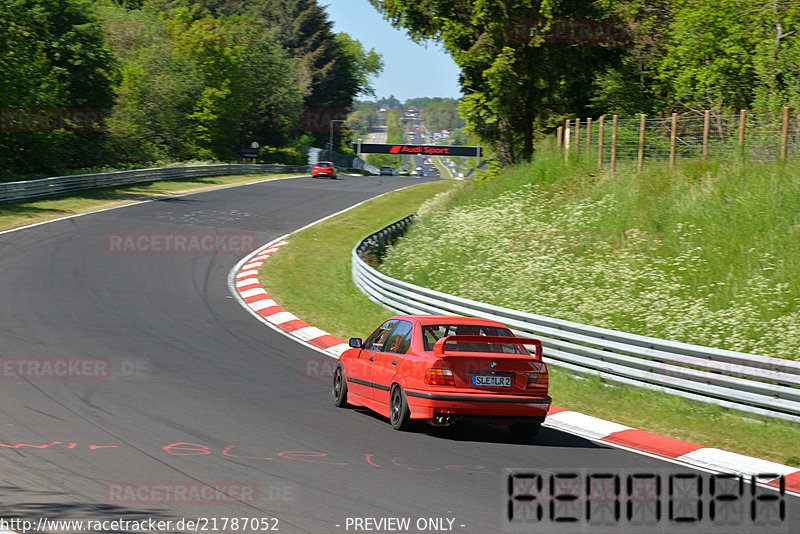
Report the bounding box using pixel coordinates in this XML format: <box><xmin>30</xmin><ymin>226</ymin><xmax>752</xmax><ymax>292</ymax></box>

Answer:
<box><xmin>353</xmin><ymin>143</ymin><xmax>482</xmax><ymax>157</ymax></box>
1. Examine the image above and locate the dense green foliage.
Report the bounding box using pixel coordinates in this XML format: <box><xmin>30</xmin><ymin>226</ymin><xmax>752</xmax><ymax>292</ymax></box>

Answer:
<box><xmin>370</xmin><ymin>0</ymin><xmax>620</xmax><ymax>164</ymax></box>
<box><xmin>370</xmin><ymin>0</ymin><xmax>800</xmax><ymax>164</ymax></box>
<box><xmin>101</xmin><ymin>5</ymin><xmax>303</xmax><ymax>161</ymax></box>
<box><xmin>0</xmin><ymin>0</ymin><xmax>382</xmax><ymax>178</ymax></box>
<box><xmin>0</xmin><ymin>0</ymin><xmax>117</xmax><ymax>174</ymax></box>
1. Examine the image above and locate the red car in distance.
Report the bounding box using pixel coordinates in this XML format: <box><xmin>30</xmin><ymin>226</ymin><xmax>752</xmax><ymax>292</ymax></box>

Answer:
<box><xmin>333</xmin><ymin>315</ymin><xmax>551</xmax><ymax>439</ymax></box>
<box><xmin>311</xmin><ymin>161</ymin><xmax>338</xmax><ymax>179</ymax></box>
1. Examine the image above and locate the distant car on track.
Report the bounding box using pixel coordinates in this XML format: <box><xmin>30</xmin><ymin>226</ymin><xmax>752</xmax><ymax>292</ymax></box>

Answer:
<box><xmin>398</xmin><ymin>168</ymin><xmax>410</xmax><ymax>176</ymax></box>
<box><xmin>332</xmin><ymin>315</ymin><xmax>550</xmax><ymax>439</ymax></box>
<box><xmin>311</xmin><ymin>161</ymin><xmax>337</xmax><ymax>179</ymax></box>
<box><xmin>379</xmin><ymin>166</ymin><xmax>394</xmax><ymax>176</ymax></box>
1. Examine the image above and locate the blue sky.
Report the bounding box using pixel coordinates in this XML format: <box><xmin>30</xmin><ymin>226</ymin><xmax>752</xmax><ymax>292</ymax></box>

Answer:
<box><xmin>323</xmin><ymin>1</ymin><xmax>462</xmax><ymax>102</ymax></box>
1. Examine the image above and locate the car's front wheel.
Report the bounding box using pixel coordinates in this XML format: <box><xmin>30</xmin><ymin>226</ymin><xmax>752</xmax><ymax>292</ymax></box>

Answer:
<box><xmin>332</xmin><ymin>362</ymin><xmax>350</xmax><ymax>408</ymax></box>
<box><xmin>390</xmin><ymin>385</ymin><xmax>413</xmax><ymax>430</ymax></box>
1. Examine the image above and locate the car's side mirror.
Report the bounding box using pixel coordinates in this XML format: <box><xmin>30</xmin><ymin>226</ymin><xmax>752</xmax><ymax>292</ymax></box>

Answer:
<box><xmin>349</xmin><ymin>338</ymin><xmax>363</xmax><ymax>348</ymax></box>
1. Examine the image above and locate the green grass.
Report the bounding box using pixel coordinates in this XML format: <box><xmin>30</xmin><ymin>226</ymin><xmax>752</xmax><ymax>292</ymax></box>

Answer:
<box><xmin>258</xmin><ymin>163</ymin><xmax>800</xmax><ymax>466</ymax></box>
<box><xmin>260</xmin><ymin>180</ymin><xmax>458</xmax><ymax>338</ymax></box>
<box><xmin>0</xmin><ymin>173</ymin><xmax>301</xmax><ymax>232</ymax></box>
<box><xmin>380</xmin><ymin>144</ymin><xmax>800</xmax><ymax>360</ymax></box>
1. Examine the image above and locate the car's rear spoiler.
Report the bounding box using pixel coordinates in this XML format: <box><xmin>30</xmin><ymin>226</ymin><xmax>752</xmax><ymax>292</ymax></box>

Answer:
<box><xmin>432</xmin><ymin>335</ymin><xmax>543</xmax><ymax>359</ymax></box>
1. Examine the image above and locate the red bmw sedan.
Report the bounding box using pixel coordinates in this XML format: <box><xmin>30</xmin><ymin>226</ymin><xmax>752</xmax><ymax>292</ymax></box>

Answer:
<box><xmin>333</xmin><ymin>315</ymin><xmax>551</xmax><ymax>439</ymax></box>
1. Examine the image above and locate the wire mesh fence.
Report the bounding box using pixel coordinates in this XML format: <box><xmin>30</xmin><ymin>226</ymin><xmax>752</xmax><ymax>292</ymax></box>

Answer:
<box><xmin>557</xmin><ymin>109</ymin><xmax>800</xmax><ymax>169</ymax></box>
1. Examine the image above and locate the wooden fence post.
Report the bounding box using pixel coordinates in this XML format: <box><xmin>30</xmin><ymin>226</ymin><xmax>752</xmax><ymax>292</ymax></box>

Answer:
<box><xmin>702</xmin><ymin>110</ymin><xmax>710</xmax><ymax>161</ymax></box>
<box><xmin>738</xmin><ymin>109</ymin><xmax>746</xmax><ymax>157</ymax></box>
<box><xmin>781</xmin><ymin>106</ymin><xmax>790</xmax><ymax>162</ymax></box>
<box><xmin>557</xmin><ymin>126</ymin><xmax>563</xmax><ymax>148</ymax></box>
<box><xmin>638</xmin><ymin>113</ymin><xmax>646</xmax><ymax>173</ymax></box>
<box><xmin>670</xmin><ymin>112</ymin><xmax>678</xmax><ymax>169</ymax></box>
<box><xmin>574</xmin><ymin>118</ymin><xmax>580</xmax><ymax>154</ymax></box>
<box><xmin>564</xmin><ymin>119</ymin><xmax>571</xmax><ymax>161</ymax></box>
<box><xmin>611</xmin><ymin>114</ymin><xmax>618</xmax><ymax>173</ymax></box>
<box><xmin>598</xmin><ymin>116</ymin><xmax>604</xmax><ymax>170</ymax></box>
<box><xmin>586</xmin><ymin>118</ymin><xmax>592</xmax><ymax>159</ymax></box>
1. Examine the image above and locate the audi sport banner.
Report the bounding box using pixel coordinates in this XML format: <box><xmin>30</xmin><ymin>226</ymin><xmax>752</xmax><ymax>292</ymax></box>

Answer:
<box><xmin>354</xmin><ymin>143</ymin><xmax>483</xmax><ymax>157</ymax></box>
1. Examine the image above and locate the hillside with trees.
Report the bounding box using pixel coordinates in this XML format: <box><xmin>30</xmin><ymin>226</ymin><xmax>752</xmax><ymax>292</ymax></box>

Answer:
<box><xmin>0</xmin><ymin>0</ymin><xmax>382</xmax><ymax>178</ymax></box>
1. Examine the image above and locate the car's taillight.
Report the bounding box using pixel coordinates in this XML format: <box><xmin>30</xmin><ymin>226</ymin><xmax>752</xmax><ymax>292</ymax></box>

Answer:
<box><xmin>425</xmin><ymin>368</ymin><xmax>455</xmax><ymax>386</ymax></box>
<box><xmin>526</xmin><ymin>372</ymin><xmax>549</xmax><ymax>390</ymax></box>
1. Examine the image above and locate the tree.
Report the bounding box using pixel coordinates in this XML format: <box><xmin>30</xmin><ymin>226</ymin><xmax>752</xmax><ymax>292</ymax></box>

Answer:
<box><xmin>657</xmin><ymin>0</ymin><xmax>760</xmax><ymax>111</ymax></box>
<box><xmin>589</xmin><ymin>0</ymin><xmax>671</xmax><ymax>115</ymax></box>
<box><xmin>0</xmin><ymin>0</ymin><xmax>117</xmax><ymax>175</ymax></box>
<box><xmin>591</xmin><ymin>0</ymin><xmax>800</xmax><ymax>115</ymax></box>
<box><xmin>101</xmin><ymin>4</ymin><xmax>302</xmax><ymax>161</ymax></box>
<box><xmin>370</xmin><ymin>0</ymin><xmax>622</xmax><ymax>164</ymax></box>
<box><xmin>202</xmin><ymin>0</ymin><xmax>384</xmax><ymax>150</ymax></box>
<box><xmin>751</xmin><ymin>0</ymin><xmax>800</xmax><ymax>111</ymax></box>
<box><xmin>167</xmin><ymin>11</ymin><xmax>303</xmax><ymax>157</ymax></box>
<box><xmin>334</xmin><ymin>33</ymin><xmax>384</xmax><ymax>98</ymax></box>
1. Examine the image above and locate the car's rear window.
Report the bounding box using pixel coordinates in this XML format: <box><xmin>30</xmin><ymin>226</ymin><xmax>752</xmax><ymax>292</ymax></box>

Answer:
<box><xmin>421</xmin><ymin>324</ymin><xmax>528</xmax><ymax>354</ymax></box>
<box><xmin>316</xmin><ymin>161</ymin><xmax>333</xmax><ymax>166</ymax></box>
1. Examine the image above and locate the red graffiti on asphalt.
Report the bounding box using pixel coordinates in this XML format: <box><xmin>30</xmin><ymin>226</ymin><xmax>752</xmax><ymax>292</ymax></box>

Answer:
<box><xmin>0</xmin><ymin>441</ymin><xmax>487</xmax><ymax>471</ymax></box>
<box><xmin>0</xmin><ymin>442</ymin><xmax>119</xmax><ymax>449</ymax></box>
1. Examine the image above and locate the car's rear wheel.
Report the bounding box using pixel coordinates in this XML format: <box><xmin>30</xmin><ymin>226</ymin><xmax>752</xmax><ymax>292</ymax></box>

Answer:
<box><xmin>509</xmin><ymin>422</ymin><xmax>541</xmax><ymax>441</ymax></box>
<box><xmin>332</xmin><ymin>362</ymin><xmax>350</xmax><ymax>408</ymax></box>
<box><xmin>390</xmin><ymin>385</ymin><xmax>412</xmax><ymax>430</ymax></box>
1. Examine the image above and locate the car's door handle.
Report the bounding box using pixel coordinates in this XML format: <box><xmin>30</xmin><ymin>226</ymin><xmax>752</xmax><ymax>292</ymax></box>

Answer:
<box><xmin>369</xmin><ymin>357</ymin><xmax>375</xmax><ymax>362</ymax></box>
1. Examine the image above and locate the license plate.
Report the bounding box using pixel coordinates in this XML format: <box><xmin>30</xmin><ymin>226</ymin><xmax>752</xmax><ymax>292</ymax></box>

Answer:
<box><xmin>471</xmin><ymin>375</ymin><xmax>511</xmax><ymax>387</ymax></box>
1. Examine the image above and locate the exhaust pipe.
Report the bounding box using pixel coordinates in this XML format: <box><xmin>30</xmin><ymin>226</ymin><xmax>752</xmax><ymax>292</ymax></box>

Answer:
<box><xmin>430</xmin><ymin>414</ymin><xmax>454</xmax><ymax>427</ymax></box>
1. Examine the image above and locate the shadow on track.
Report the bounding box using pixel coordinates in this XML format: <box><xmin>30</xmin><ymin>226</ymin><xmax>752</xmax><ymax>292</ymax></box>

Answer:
<box><xmin>348</xmin><ymin>407</ymin><xmax>606</xmax><ymax>449</ymax></box>
<box><xmin>0</xmin><ymin>485</ymin><xmax>184</xmax><ymax>533</ymax></box>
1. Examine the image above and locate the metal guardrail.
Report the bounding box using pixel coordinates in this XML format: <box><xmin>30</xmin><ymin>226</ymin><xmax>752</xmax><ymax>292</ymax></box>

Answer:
<box><xmin>352</xmin><ymin>214</ymin><xmax>800</xmax><ymax>423</ymax></box>
<box><xmin>0</xmin><ymin>162</ymin><xmax>375</xmax><ymax>203</ymax></box>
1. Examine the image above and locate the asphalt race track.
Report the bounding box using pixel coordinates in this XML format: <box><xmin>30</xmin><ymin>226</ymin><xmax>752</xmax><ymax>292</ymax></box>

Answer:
<box><xmin>0</xmin><ymin>175</ymin><xmax>796</xmax><ymax>534</ymax></box>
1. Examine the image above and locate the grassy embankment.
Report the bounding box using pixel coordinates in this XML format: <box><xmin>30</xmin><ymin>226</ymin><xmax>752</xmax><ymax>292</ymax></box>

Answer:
<box><xmin>0</xmin><ymin>173</ymin><xmax>302</xmax><ymax>232</ymax></box>
<box><xmin>261</xmin><ymin>149</ymin><xmax>800</xmax><ymax>466</ymax></box>
<box><xmin>261</xmin><ymin>180</ymin><xmax>457</xmax><ymax>336</ymax></box>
